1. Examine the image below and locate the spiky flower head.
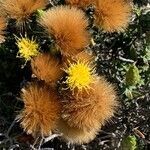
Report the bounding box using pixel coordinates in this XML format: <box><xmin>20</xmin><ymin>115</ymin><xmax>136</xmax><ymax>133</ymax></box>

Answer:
<box><xmin>1</xmin><ymin>0</ymin><xmax>48</xmax><ymax>26</ymax></box>
<box><xmin>39</xmin><ymin>6</ymin><xmax>90</xmax><ymax>56</ymax></box>
<box><xmin>60</xmin><ymin>76</ymin><xmax>118</xmax><ymax>131</ymax></box>
<box><xmin>126</xmin><ymin>64</ymin><xmax>141</xmax><ymax>86</ymax></box>
<box><xmin>64</xmin><ymin>60</ymin><xmax>94</xmax><ymax>91</ymax></box>
<box><xmin>94</xmin><ymin>0</ymin><xmax>131</xmax><ymax>32</ymax></box>
<box><xmin>0</xmin><ymin>16</ymin><xmax>6</xmax><ymax>43</ymax></box>
<box><xmin>31</xmin><ymin>53</ymin><xmax>64</xmax><ymax>85</ymax></box>
<box><xmin>16</xmin><ymin>36</ymin><xmax>39</xmax><ymax>61</ymax></box>
<box><xmin>17</xmin><ymin>82</ymin><xmax>61</xmax><ymax>137</ymax></box>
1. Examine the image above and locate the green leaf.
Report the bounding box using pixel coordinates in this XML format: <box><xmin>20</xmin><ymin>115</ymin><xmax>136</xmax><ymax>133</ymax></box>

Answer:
<box><xmin>126</xmin><ymin>64</ymin><xmax>141</xmax><ymax>86</ymax></box>
<box><xmin>121</xmin><ymin>135</ymin><xmax>137</xmax><ymax>150</ymax></box>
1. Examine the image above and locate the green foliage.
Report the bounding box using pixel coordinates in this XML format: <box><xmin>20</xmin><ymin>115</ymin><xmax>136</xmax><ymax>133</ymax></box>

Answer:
<box><xmin>126</xmin><ymin>64</ymin><xmax>141</xmax><ymax>86</ymax></box>
<box><xmin>121</xmin><ymin>135</ymin><xmax>137</xmax><ymax>150</ymax></box>
<box><xmin>37</xmin><ymin>9</ymin><xmax>45</xmax><ymax>18</ymax></box>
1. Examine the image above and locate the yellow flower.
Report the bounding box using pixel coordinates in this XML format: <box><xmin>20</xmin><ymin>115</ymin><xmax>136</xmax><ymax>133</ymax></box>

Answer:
<box><xmin>16</xmin><ymin>36</ymin><xmax>39</xmax><ymax>61</ymax></box>
<box><xmin>65</xmin><ymin>61</ymin><xmax>94</xmax><ymax>91</ymax></box>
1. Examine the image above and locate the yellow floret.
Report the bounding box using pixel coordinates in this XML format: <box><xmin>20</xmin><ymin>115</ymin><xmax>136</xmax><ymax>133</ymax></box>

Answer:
<box><xmin>16</xmin><ymin>37</ymin><xmax>39</xmax><ymax>61</ymax></box>
<box><xmin>65</xmin><ymin>61</ymin><xmax>94</xmax><ymax>91</ymax></box>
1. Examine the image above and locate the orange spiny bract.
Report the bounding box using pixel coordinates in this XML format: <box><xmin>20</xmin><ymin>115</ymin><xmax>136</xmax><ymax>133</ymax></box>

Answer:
<box><xmin>57</xmin><ymin>119</ymin><xmax>99</xmax><ymax>144</ymax></box>
<box><xmin>31</xmin><ymin>53</ymin><xmax>64</xmax><ymax>85</ymax></box>
<box><xmin>75</xmin><ymin>51</ymin><xmax>95</xmax><ymax>63</ymax></box>
<box><xmin>1</xmin><ymin>0</ymin><xmax>48</xmax><ymax>26</ymax></box>
<box><xmin>62</xmin><ymin>50</ymin><xmax>95</xmax><ymax>67</ymax></box>
<box><xmin>0</xmin><ymin>16</ymin><xmax>6</xmax><ymax>43</ymax></box>
<box><xmin>94</xmin><ymin>0</ymin><xmax>131</xmax><ymax>32</ymax></box>
<box><xmin>17</xmin><ymin>82</ymin><xmax>61</xmax><ymax>137</ymax></box>
<box><xmin>39</xmin><ymin>6</ymin><xmax>90</xmax><ymax>56</ymax></box>
<box><xmin>65</xmin><ymin>0</ymin><xmax>93</xmax><ymax>8</ymax></box>
<box><xmin>60</xmin><ymin>76</ymin><xmax>118</xmax><ymax>131</ymax></box>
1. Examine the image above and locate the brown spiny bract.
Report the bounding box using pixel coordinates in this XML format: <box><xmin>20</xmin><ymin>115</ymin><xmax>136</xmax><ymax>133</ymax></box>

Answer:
<box><xmin>65</xmin><ymin>0</ymin><xmax>94</xmax><ymax>8</ymax></box>
<box><xmin>57</xmin><ymin>119</ymin><xmax>99</xmax><ymax>144</ymax></box>
<box><xmin>94</xmin><ymin>0</ymin><xmax>131</xmax><ymax>32</ymax></box>
<box><xmin>31</xmin><ymin>53</ymin><xmax>64</xmax><ymax>85</ymax></box>
<box><xmin>17</xmin><ymin>82</ymin><xmax>61</xmax><ymax>137</ymax></box>
<box><xmin>75</xmin><ymin>51</ymin><xmax>95</xmax><ymax>63</ymax></box>
<box><xmin>63</xmin><ymin>50</ymin><xmax>95</xmax><ymax>66</ymax></box>
<box><xmin>39</xmin><ymin>6</ymin><xmax>90</xmax><ymax>56</ymax></box>
<box><xmin>60</xmin><ymin>76</ymin><xmax>118</xmax><ymax>131</ymax></box>
<box><xmin>0</xmin><ymin>16</ymin><xmax>6</xmax><ymax>43</ymax></box>
<box><xmin>1</xmin><ymin>0</ymin><xmax>48</xmax><ymax>26</ymax></box>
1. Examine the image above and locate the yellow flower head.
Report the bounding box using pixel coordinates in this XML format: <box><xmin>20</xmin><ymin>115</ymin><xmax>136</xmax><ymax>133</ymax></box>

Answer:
<box><xmin>16</xmin><ymin>36</ymin><xmax>39</xmax><ymax>61</ymax></box>
<box><xmin>65</xmin><ymin>61</ymin><xmax>94</xmax><ymax>91</ymax></box>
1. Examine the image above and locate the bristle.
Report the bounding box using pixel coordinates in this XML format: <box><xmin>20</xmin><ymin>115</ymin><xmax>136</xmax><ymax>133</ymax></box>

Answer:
<box><xmin>65</xmin><ymin>0</ymin><xmax>93</xmax><ymax>8</ymax></box>
<box><xmin>39</xmin><ymin>6</ymin><xmax>90</xmax><ymax>56</ymax></box>
<box><xmin>64</xmin><ymin>50</ymin><xmax>95</xmax><ymax>64</ymax></box>
<box><xmin>94</xmin><ymin>0</ymin><xmax>131</xmax><ymax>32</ymax></box>
<box><xmin>0</xmin><ymin>16</ymin><xmax>6</xmax><ymax>43</ymax></box>
<box><xmin>1</xmin><ymin>0</ymin><xmax>48</xmax><ymax>26</ymax></box>
<box><xmin>59</xmin><ymin>76</ymin><xmax>118</xmax><ymax>131</ymax></box>
<box><xmin>57</xmin><ymin>119</ymin><xmax>99</xmax><ymax>144</ymax></box>
<box><xmin>31</xmin><ymin>53</ymin><xmax>64</xmax><ymax>85</ymax></box>
<box><xmin>17</xmin><ymin>82</ymin><xmax>61</xmax><ymax>137</ymax></box>
<box><xmin>75</xmin><ymin>51</ymin><xmax>95</xmax><ymax>63</ymax></box>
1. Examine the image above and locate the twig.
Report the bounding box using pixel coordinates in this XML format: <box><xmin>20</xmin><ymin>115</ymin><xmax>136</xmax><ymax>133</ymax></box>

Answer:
<box><xmin>32</xmin><ymin>137</ymin><xmax>40</xmax><ymax>148</ymax></box>
<box><xmin>6</xmin><ymin>119</ymin><xmax>16</xmax><ymax>136</ymax></box>
<box><xmin>118</xmin><ymin>56</ymin><xmax>134</xmax><ymax>63</ymax></box>
<box><xmin>38</xmin><ymin>137</ymin><xmax>44</xmax><ymax>150</ymax></box>
<box><xmin>132</xmin><ymin>127</ymin><xmax>145</xmax><ymax>139</ymax></box>
<box><xmin>49</xmin><ymin>0</ymin><xmax>55</xmax><ymax>6</ymax></box>
<box><xmin>43</xmin><ymin>133</ymin><xmax>62</xmax><ymax>143</ymax></box>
